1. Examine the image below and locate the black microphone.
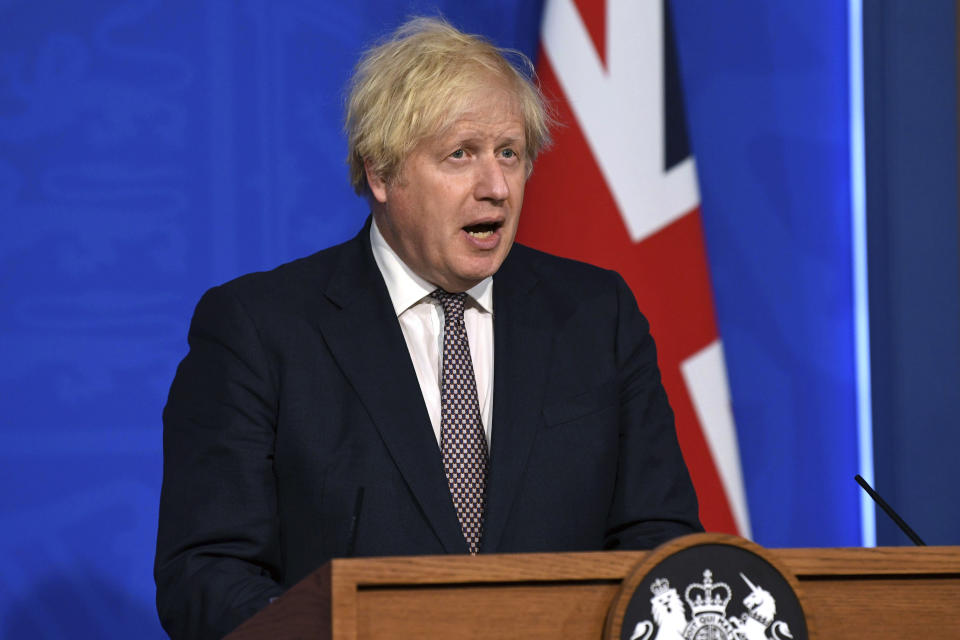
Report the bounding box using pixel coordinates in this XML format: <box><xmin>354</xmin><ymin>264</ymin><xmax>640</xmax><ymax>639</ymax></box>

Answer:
<box><xmin>854</xmin><ymin>474</ymin><xmax>926</xmax><ymax>546</ymax></box>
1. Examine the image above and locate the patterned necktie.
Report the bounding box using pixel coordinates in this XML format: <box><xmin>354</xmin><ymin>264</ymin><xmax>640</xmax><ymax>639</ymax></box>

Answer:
<box><xmin>430</xmin><ymin>289</ymin><xmax>489</xmax><ymax>554</ymax></box>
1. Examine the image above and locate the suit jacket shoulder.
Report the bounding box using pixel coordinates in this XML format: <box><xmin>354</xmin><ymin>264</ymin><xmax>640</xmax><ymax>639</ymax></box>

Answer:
<box><xmin>209</xmin><ymin>232</ymin><xmax>363</xmax><ymax>317</ymax></box>
<box><xmin>502</xmin><ymin>242</ymin><xmax>620</xmax><ymax>288</ymax></box>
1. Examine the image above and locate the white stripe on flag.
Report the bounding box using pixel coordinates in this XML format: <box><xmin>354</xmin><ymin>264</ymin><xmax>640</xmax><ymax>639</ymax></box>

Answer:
<box><xmin>681</xmin><ymin>340</ymin><xmax>752</xmax><ymax>538</ymax></box>
<box><xmin>541</xmin><ymin>0</ymin><xmax>699</xmax><ymax>243</ymax></box>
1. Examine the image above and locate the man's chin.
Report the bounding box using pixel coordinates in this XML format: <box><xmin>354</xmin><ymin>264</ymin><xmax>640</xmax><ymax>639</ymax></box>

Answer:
<box><xmin>461</xmin><ymin>259</ymin><xmax>509</xmax><ymax>286</ymax></box>
<box><xmin>427</xmin><ymin>247</ymin><xmax>512</xmax><ymax>291</ymax></box>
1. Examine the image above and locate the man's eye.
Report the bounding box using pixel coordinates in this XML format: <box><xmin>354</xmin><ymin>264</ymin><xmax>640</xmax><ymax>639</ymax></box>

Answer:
<box><xmin>450</xmin><ymin>149</ymin><xmax>465</xmax><ymax>159</ymax></box>
<box><xmin>501</xmin><ymin>148</ymin><xmax>516</xmax><ymax>159</ymax></box>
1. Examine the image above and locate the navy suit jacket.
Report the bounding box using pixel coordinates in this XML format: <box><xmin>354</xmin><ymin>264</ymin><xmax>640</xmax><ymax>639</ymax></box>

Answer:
<box><xmin>155</xmin><ymin>221</ymin><xmax>701</xmax><ymax>638</ymax></box>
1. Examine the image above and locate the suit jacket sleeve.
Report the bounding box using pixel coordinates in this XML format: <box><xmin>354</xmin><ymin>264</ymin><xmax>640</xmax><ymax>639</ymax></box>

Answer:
<box><xmin>604</xmin><ymin>272</ymin><xmax>703</xmax><ymax>549</ymax></box>
<box><xmin>155</xmin><ymin>284</ymin><xmax>284</xmax><ymax>639</ymax></box>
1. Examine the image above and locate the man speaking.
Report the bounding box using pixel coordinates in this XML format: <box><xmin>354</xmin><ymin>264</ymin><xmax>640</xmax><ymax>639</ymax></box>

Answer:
<box><xmin>155</xmin><ymin>17</ymin><xmax>701</xmax><ymax>639</ymax></box>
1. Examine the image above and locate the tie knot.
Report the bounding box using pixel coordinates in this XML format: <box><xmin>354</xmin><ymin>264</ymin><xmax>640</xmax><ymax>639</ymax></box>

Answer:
<box><xmin>430</xmin><ymin>289</ymin><xmax>467</xmax><ymax>317</ymax></box>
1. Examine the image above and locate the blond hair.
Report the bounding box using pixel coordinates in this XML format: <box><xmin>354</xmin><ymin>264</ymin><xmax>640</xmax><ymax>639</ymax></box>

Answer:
<box><xmin>345</xmin><ymin>17</ymin><xmax>552</xmax><ymax>196</ymax></box>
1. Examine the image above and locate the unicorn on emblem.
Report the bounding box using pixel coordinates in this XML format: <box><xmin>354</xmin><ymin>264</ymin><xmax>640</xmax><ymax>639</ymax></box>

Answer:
<box><xmin>729</xmin><ymin>573</ymin><xmax>794</xmax><ymax>640</ymax></box>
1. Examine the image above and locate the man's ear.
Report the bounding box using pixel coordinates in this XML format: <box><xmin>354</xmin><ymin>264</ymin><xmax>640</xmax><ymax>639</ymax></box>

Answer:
<box><xmin>364</xmin><ymin>159</ymin><xmax>388</xmax><ymax>204</ymax></box>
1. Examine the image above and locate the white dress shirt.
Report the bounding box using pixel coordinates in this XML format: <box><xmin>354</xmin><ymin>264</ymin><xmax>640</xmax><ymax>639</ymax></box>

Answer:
<box><xmin>369</xmin><ymin>219</ymin><xmax>494</xmax><ymax>449</ymax></box>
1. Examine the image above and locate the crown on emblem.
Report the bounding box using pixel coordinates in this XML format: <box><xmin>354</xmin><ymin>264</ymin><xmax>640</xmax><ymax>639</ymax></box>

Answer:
<box><xmin>650</xmin><ymin>578</ymin><xmax>672</xmax><ymax>597</ymax></box>
<box><xmin>684</xmin><ymin>569</ymin><xmax>732</xmax><ymax>615</ymax></box>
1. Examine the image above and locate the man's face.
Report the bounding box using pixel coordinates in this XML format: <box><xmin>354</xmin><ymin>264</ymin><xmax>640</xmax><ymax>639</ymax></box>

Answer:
<box><xmin>368</xmin><ymin>82</ymin><xmax>527</xmax><ymax>293</ymax></box>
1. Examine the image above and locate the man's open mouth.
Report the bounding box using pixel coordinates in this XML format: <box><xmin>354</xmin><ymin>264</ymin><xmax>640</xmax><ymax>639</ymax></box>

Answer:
<box><xmin>464</xmin><ymin>221</ymin><xmax>502</xmax><ymax>239</ymax></box>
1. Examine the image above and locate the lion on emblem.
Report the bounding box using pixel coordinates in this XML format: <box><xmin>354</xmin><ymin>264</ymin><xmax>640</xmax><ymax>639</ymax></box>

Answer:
<box><xmin>629</xmin><ymin>578</ymin><xmax>687</xmax><ymax>640</ymax></box>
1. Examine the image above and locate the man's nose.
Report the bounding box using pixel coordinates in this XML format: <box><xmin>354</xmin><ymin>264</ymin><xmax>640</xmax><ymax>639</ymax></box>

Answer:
<box><xmin>474</xmin><ymin>155</ymin><xmax>510</xmax><ymax>203</ymax></box>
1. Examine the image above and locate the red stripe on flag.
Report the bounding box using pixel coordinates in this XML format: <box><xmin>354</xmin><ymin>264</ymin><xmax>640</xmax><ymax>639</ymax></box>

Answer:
<box><xmin>572</xmin><ymin>0</ymin><xmax>606</xmax><ymax>67</ymax></box>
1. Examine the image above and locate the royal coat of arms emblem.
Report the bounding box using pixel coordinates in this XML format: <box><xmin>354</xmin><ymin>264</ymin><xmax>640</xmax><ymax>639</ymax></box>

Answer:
<box><xmin>629</xmin><ymin>569</ymin><xmax>794</xmax><ymax>640</ymax></box>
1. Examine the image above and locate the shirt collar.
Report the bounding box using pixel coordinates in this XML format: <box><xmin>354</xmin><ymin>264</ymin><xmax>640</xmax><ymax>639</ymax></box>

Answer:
<box><xmin>370</xmin><ymin>217</ymin><xmax>493</xmax><ymax>316</ymax></box>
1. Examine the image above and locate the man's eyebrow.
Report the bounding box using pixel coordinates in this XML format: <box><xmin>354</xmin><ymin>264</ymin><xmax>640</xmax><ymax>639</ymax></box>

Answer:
<box><xmin>497</xmin><ymin>135</ymin><xmax>524</xmax><ymax>147</ymax></box>
<box><xmin>444</xmin><ymin>133</ymin><xmax>525</xmax><ymax>148</ymax></box>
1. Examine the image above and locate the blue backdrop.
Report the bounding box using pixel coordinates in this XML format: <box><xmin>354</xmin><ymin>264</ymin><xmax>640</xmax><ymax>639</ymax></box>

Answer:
<box><xmin>670</xmin><ymin>1</ymin><xmax>861</xmax><ymax>548</ymax></box>
<box><xmin>2</xmin><ymin>1</ymin><xmax>957</xmax><ymax>638</ymax></box>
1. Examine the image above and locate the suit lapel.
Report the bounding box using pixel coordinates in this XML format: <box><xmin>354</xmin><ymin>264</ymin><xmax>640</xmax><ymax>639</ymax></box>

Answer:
<box><xmin>482</xmin><ymin>248</ymin><xmax>564</xmax><ymax>552</ymax></box>
<box><xmin>308</xmin><ymin>226</ymin><xmax>467</xmax><ymax>553</ymax></box>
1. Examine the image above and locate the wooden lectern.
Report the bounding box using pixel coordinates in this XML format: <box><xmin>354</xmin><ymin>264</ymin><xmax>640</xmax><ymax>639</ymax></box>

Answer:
<box><xmin>227</xmin><ymin>545</ymin><xmax>960</xmax><ymax>639</ymax></box>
